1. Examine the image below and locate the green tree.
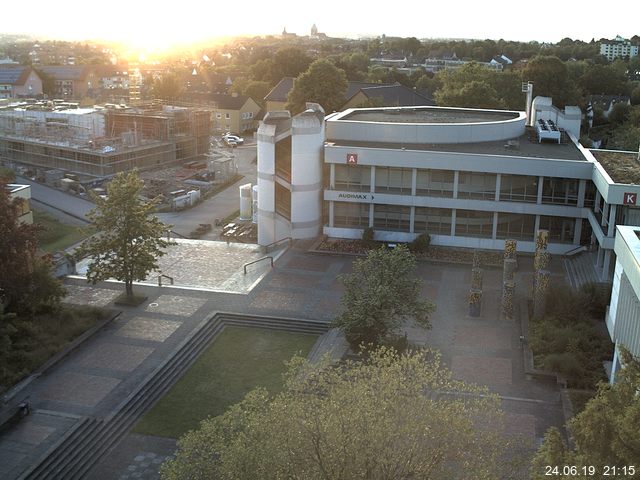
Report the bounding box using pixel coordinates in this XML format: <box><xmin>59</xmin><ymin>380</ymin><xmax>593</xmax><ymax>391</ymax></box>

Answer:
<box><xmin>522</xmin><ymin>55</ymin><xmax>580</xmax><ymax>107</ymax></box>
<box><xmin>286</xmin><ymin>59</ymin><xmax>348</xmax><ymax>114</ymax></box>
<box><xmin>332</xmin><ymin>244</ymin><xmax>434</xmax><ymax>348</ymax></box>
<box><xmin>162</xmin><ymin>347</ymin><xmax>516</xmax><ymax>480</ymax></box>
<box><xmin>78</xmin><ymin>171</ymin><xmax>173</xmax><ymax>298</ymax></box>
<box><xmin>580</xmin><ymin>64</ymin><xmax>629</xmax><ymax>95</ymax></box>
<box><xmin>273</xmin><ymin>47</ymin><xmax>312</xmax><ymax>79</ymax></box>
<box><xmin>152</xmin><ymin>73</ymin><xmax>184</xmax><ymax>101</ymax></box>
<box><xmin>243</xmin><ymin>80</ymin><xmax>271</xmax><ymax>107</ymax></box>
<box><xmin>0</xmin><ymin>179</ymin><xmax>55</xmax><ymax>314</ymax></box>
<box><xmin>531</xmin><ymin>347</ymin><xmax>640</xmax><ymax>479</ymax></box>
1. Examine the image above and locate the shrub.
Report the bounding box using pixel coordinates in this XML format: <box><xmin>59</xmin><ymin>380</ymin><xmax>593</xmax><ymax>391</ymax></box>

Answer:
<box><xmin>361</xmin><ymin>227</ymin><xmax>375</xmax><ymax>245</ymax></box>
<box><xmin>579</xmin><ymin>282</ymin><xmax>611</xmax><ymax>319</ymax></box>
<box><xmin>409</xmin><ymin>232</ymin><xmax>431</xmax><ymax>253</ymax></box>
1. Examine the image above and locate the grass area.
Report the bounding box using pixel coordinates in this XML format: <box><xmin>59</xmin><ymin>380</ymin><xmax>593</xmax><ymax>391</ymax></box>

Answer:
<box><xmin>132</xmin><ymin>326</ymin><xmax>317</xmax><ymax>439</ymax></box>
<box><xmin>0</xmin><ymin>305</ymin><xmax>107</xmax><ymax>393</ymax></box>
<box><xmin>33</xmin><ymin>209</ymin><xmax>94</xmax><ymax>252</ymax></box>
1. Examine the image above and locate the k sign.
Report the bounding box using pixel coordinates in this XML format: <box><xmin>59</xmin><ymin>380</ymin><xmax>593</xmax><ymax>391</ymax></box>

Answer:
<box><xmin>346</xmin><ymin>153</ymin><xmax>358</xmax><ymax>165</ymax></box>
<box><xmin>623</xmin><ymin>192</ymin><xmax>637</xmax><ymax>205</ymax></box>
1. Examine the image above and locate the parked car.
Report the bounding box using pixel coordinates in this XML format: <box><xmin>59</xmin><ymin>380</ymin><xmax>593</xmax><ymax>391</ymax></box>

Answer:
<box><xmin>225</xmin><ymin>138</ymin><xmax>238</xmax><ymax>148</ymax></box>
<box><xmin>222</xmin><ymin>134</ymin><xmax>244</xmax><ymax>145</ymax></box>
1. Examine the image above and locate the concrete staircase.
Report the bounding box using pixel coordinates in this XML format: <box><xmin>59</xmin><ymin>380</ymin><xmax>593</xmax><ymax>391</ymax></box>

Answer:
<box><xmin>19</xmin><ymin>313</ymin><xmax>328</xmax><ymax>480</ymax></box>
<box><xmin>563</xmin><ymin>252</ymin><xmax>600</xmax><ymax>290</ymax></box>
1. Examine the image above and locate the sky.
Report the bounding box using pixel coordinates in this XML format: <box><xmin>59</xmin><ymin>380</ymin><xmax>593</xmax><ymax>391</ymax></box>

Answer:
<box><xmin>4</xmin><ymin>0</ymin><xmax>638</xmax><ymax>51</ymax></box>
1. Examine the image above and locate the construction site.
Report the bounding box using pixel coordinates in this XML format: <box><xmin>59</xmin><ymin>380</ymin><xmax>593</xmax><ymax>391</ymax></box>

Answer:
<box><xmin>0</xmin><ymin>100</ymin><xmax>212</xmax><ymax>179</ymax></box>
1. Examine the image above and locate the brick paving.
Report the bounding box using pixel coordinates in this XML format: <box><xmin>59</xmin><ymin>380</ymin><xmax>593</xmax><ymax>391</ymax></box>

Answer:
<box><xmin>0</xmin><ymin>242</ymin><xmax>569</xmax><ymax>479</ymax></box>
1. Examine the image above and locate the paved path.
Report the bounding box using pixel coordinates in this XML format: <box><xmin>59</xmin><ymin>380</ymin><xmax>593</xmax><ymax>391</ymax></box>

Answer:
<box><xmin>0</xmin><ymin>244</ymin><xmax>568</xmax><ymax>479</ymax></box>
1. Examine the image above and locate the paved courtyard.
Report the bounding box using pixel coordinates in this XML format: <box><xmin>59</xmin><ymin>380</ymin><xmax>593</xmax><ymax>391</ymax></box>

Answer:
<box><xmin>0</xmin><ymin>241</ymin><xmax>568</xmax><ymax>479</ymax></box>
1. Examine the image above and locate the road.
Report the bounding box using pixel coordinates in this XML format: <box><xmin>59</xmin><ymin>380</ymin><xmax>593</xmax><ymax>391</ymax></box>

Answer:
<box><xmin>20</xmin><ymin>142</ymin><xmax>258</xmax><ymax>238</ymax></box>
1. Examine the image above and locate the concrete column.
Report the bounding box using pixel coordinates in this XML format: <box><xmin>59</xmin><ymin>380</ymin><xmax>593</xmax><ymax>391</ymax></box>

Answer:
<box><xmin>451</xmin><ymin>209</ymin><xmax>457</xmax><ymax>236</ymax></box>
<box><xmin>492</xmin><ymin>212</ymin><xmax>498</xmax><ymax>239</ymax></box>
<box><xmin>410</xmin><ymin>206</ymin><xmax>415</xmax><ymax>233</ymax></box>
<box><xmin>453</xmin><ymin>171</ymin><xmax>459</xmax><ymax>199</ymax></box>
<box><xmin>601</xmin><ymin>202</ymin><xmax>609</xmax><ymax>228</ymax></box>
<box><xmin>594</xmin><ymin>190</ymin><xmax>601</xmax><ymax>213</ymax></box>
<box><xmin>495</xmin><ymin>173</ymin><xmax>501</xmax><ymax>202</ymax></box>
<box><xmin>502</xmin><ymin>281</ymin><xmax>515</xmax><ymax>320</ymax></box>
<box><xmin>603</xmin><ymin>250</ymin><xmax>612</xmax><ymax>281</ymax></box>
<box><xmin>577</xmin><ymin>179</ymin><xmax>586</xmax><ymax>208</ymax></box>
<box><xmin>328</xmin><ymin>201</ymin><xmax>334</xmax><ymax>228</ymax></box>
<box><xmin>534</xmin><ymin>215</ymin><xmax>540</xmax><ymax>235</ymax></box>
<box><xmin>597</xmin><ymin>245</ymin><xmax>604</xmax><ymax>267</ymax></box>
<box><xmin>370</xmin><ymin>166</ymin><xmax>376</xmax><ymax>193</ymax></box>
<box><xmin>537</xmin><ymin>176</ymin><xmax>544</xmax><ymax>204</ymax></box>
<box><xmin>608</xmin><ymin>204</ymin><xmax>617</xmax><ymax>237</ymax></box>
<box><xmin>329</xmin><ymin>163</ymin><xmax>335</xmax><ymax>189</ymax></box>
<box><xmin>574</xmin><ymin>218</ymin><xmax>582</xmax><ymax>245</ymax></box>
<box><xmin>411</xmin><ymin>168</ymin><xmax>417</xmax><ymax>196</ymax></box>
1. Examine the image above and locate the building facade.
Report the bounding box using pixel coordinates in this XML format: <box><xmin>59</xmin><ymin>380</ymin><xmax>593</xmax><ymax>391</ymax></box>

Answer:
<box><xmin>257</xmin><ymin>100</ymin><xmax>640</xmax><ymax>282</ymax></box>
<box><xmin>600</xmin><ymin>36</ymin><xmax>639</xmax><ymax>61</ymax></box>
<box><xmin>211</xmin><ymin>94</ymin><xmax>261</xmax><ymax>134</ymax></box>
<box><xmin>7</xmin><ymin>183</ymin><xmax>33</xmax><ymax>224</ymax></box>
<box><xmin>0</xmin><ymin>66</ymin><xmax>43</xmax><ymax>99</ymax></box>
<box><xmin>606</xmin><ymin>225</ymin><xmax>640</xmax><ymax>382</ymax></box>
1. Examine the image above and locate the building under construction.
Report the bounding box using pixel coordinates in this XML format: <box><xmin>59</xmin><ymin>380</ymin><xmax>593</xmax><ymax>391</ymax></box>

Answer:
<box><xmin>0</xmin><ymin>101</ymin><xmax>211</xmax><ymax>178</ymax></box>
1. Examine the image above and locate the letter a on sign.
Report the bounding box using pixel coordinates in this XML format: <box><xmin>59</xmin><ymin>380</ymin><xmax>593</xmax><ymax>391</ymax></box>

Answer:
<box><xmin>346</xmin><ymin>153</ymin><xmax>358</xmax><ymax>165</ymax></box>
<box><xmin>623</xmin><ymin>192</ymin><xmax>637</xmax><ymax>205</ymax></box>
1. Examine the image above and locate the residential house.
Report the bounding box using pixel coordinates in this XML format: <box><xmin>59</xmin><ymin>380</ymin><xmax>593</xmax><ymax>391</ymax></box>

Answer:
<box><xmin>587</xmin><ymin>95</ymin><xmax>631</xmax><ymax>119</ymax></box>
<box><xmin>600</xmin><ymin>36</ymin><xmax>639</xmax><ymax>61</ymax></box>
<box><xmin>342</xmin><ymin>83</ymin><xmax>435</xmax><ymax>109</ymax></box>
<box><xmin>490</xmin><ymin>54</ymin><xmax>513</xmax><ymax>67</ymax></box>
<box><xmin>211</xmin><ymin>93</ymin><xmax>262</xmax><ymax>133</ymax></box>
<box><xmin>37</xmin><ymin>65</ymin><xmax>99</xmax><ymax>99</ymax></box>
<box><xmin>7</xmin><ymin>184</ymin><xmax>33</xmax><ymax>224</ymax></box>
<box><xmin>0</xmin><ymin>66</ymin><xmax>43</xmax><ymax>99</ymax></box>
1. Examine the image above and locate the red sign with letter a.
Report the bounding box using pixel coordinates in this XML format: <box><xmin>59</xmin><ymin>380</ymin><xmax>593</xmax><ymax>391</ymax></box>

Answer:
<box><xmin>623</xmin><ymin>192</ymin><xmax>637</xmax><ymax>205</ymax></box>
<box><xmin>346</xmin><ymin>153</ymin><xmax>358</xmax><ymax>165</ymax></box>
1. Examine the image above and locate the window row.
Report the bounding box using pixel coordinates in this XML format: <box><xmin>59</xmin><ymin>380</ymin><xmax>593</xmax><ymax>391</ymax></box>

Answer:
<box><xmin>331</xmin><ymin>202</ymin><xmax>575</xmax><ymax>243</ymax></box>
<box><xmin>332</xmin><ymin>165</ymin><xmax>581</xmax><ymax>206</ymax></box>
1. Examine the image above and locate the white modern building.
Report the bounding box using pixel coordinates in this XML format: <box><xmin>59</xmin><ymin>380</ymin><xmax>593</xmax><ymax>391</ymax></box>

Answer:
<box><xmin>6</xmin><ymin>183</ymin><xmax>32</xmax><ymax>224</ymax></box>
<box><xmin>606</xmin><ymin>225</ymin><xmax>640</xmax><ymax>382</ymax></box>
<box><xmin>257</xmin><ymin>99</ymin><xmax>640</xmax><ymax>281</ymax></box>
<box><xmin>599</xmin><ymin>36</ymin><xmax>639</xmax><ymax>61</ymax></box>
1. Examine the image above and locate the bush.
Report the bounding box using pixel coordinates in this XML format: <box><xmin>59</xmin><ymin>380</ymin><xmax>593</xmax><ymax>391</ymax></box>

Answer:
<box><xmin>361</xmin><ymin>227</ymin><xmax>375</xmax><ymax>246</ymax></box>
<box><xmin>409</xmin><ymin>232</ymin><xmax>431</xmax><ymax>253</ymax></box>
<box><xmin>579</xmin><ymin>282</ymin><xmax>611</xmax><ymax>319</ymax></box>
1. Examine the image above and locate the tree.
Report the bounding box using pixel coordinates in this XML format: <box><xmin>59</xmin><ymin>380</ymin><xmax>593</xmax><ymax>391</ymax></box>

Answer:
<box><xmin>522</xmin><ymin>55</ymin><xmax>580</xmax><ymax>107</ymax></box>
<box><xmin>531</xmin><ymin>347</ymin><xmax>640</xmax><ymax>479</ymax></box>
<box><xmin>77</xmin><ymin>171</ymin><xmax>173</xmax><ymax>298</ymax></box>
<box><xmin>161</xmin><ymin>347</ymin><xmax>516</xmax><ymax>480</ymax></box>
<box><xmin>332</xmin><ymin>244</ymin><xmax>434</xmax><ymax>348</ymax></box>
<box><xmin>580</xmin><ymin>63</ymin><xmax>629</xmax><ymax>96</ymax></box>
<box><xmin>152</xmin><ymin>73</ymin><xmax>184</xmax><ymax>101</ymax></box>
<box><xmin>286</xmin><ymin>59</ymin><xmax>348</xmax><ymax>115</ymax></box>
<box><xmin>273</xmin><ymin>47</ymin><xmax>312</xmax><ymax>79</ymax></box>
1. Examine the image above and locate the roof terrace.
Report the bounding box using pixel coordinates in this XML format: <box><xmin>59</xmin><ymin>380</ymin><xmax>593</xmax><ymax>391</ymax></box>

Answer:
<box><xmin>591</xmin><ymin>150</ymin><xmax>640</xmax><ymax>185</ymax></box>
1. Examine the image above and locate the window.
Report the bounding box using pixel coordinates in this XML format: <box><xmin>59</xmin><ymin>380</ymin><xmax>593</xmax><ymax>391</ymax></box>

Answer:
<box><xmin>373</xmin><ymin>204</ymin><xmax>410</xmax><ymax>232</ymax></box>
<box><xmin>275</xmin><ymin>137</ymin><xmax>292</xmax><ymax>182</ymax></box>
<box><xmin>334</xmin><ymin>164</ymin><xmax>370</xmax><ymax>191</ymax></box>
<box><xmin>225</xmin><ymin>113</ymin><xmax>230</xmax><ymax>119</ymax></box>
<box><xmin>496</xmin><ymin>213</ymin><xmax>535</xmax><ymax>240</ymax></box>
<box><xmin>414</xmin><ymin>207</ymin><xmax>452</xmax><ymax>235</ymax></box>
<box><xmin>334</xmin><ymin>202</ymin><xmax>369</xmax><ymax>228</ymax></box>
<box><xmin>275</xmin><ymin>182</ymin><xmax>291</xmax><ymax>220</ymax></box>
<box><xmin>539</xmin><ymin>216</ymin><xmax>574</xmax><ymax>243</ymax></box>
<box><xmin>455</xmin><ymin>209</ymin><xmax>494</xmax><ymax>238</ymax></box>
<box><xmin>457</xmin><ymin>172</ymin><xmax>496</xmax><ymax>200</ymax></box>
<box><xmin>541</xmin><ymin>177</ymin><xmax>578</xmax><ymax>206</ymax></box>
<box><xmin>499</xmin><ymin>175</ymin><xmax>538</xmax><ymax>203</ymax></box>
<box><xmin>248</xmin><ymin>112</ymin><xmax>253</xmax><ymax>118</ymax></box>
<box><xmin>416</xmin><ymin>169</ymin><xmax>454</xmax><ymax>197</ymax></box>
<box><xmin>374</xmin><ymin>167</ymin><xmax>412</xmax><ymax>194</ymax></box>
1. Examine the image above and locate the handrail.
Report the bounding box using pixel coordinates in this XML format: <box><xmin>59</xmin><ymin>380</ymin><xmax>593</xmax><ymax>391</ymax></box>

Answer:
<box><xmin>157</xmin><ymin>274</ymin><xmax>174</xmax><ymax>286</ymax></box>
<box><xmin>243</xmin><ymin>256</ymin><xmax>273</xmax><ymax>274</ymax></box>
<box><xmin>562</xmin><ymin>245</ymin><xmax>587</xmax><ymax>258</ymax></box>
<box><xmin>263</xmin><ymin>237</ymin><xmax>292</xmax><ymax>253</ymax></box>
<box><xmin>166</xmin><ymin>230</ymin><xmax>188</xmax><ymax>241</ymax></box>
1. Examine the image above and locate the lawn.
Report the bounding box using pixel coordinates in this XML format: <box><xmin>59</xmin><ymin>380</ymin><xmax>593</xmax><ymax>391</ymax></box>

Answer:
<box><xmin>132</xmin><ymin>326</ymin><xmax>318</xmax><ymax>439</ymax></box>
<box><xmin>33</xmin><ymin>209</ymin><xmax>94</xmax><ymax>253</ymax></box>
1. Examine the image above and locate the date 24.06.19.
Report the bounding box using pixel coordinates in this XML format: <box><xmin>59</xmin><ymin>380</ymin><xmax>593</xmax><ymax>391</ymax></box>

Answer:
<box><xmin>545</xmin><ymin>465</ymin><xmax>636</xmax><ymax>476</ymax></box>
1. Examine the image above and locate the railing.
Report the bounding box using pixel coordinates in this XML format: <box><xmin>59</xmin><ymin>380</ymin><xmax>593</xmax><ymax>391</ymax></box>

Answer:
<box><xmin>157</xmin><ymin>274</ymin><xmax>174</xmax><ymax>286</ymax></box>
<box><xmin>562</xmin><ymin>245</ymin><xmax>587</xmax><ymax>258</ymax></box>
<box><xmin>264</xmin><ymin>237</ymin><xmax>292</xmax><ymax>253</ymax></box>
<box><xmin>243</xmin><ymin>256</ymin><xmax>273</xmax><ymax>274</ymax></box>
<box><xmin>166</xmin><ymin>230</ymin><xmax>187</xmax><ymax>241</ymax></box>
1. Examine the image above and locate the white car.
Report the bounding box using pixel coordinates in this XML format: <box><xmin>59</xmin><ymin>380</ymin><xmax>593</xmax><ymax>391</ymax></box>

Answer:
<box><xmin>223</xmin><ymin>134</ymin><xmax>244</xmax><ymax>145</ymax></box>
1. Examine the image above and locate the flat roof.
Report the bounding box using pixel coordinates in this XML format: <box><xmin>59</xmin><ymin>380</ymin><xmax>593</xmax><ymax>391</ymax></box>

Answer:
<box><xmin>327</xmin><ymin>128</ymin><xmax>586</xmax><ymax>161</ymax></box>
<box><xmin>590</xmin><ymin>150</ymin><xmax>640</xmax><ymax>185</ymax></box>
<box><xmin>339</xmin><ymin>107</ymin><xmax>520</xmax><ymax>124</ymax></box>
